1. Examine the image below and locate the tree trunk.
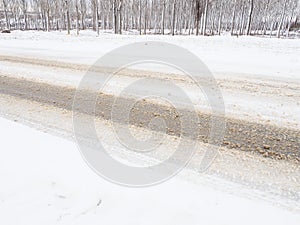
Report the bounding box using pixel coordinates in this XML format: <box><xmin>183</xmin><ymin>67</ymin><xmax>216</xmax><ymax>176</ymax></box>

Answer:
<box><xmin>239</xmin><ymin>5</ymin><xmax>245</xmax><ymax>35</ymax></box>
<box><xmin>161</xmin><ymin>0</ymin><xmax>166</xmax><ymax>35</ymax></box>
<box><xmin>202</xmin><ymin>0</ymin><xmax>209</xmax><ymax>35</ymax></box>
<box><xmin>231</xmin><ymin>0</ymin><xmax>237</xmax><ymax>35</ymax></box>
<box><xmin>22</xmin><ymin>0</ymin><xmax>28</xmax><ymax>30</ymax></box>
<box><xmin>286</xmin><ymin>8</ymin><xmax>295</xmax><ymax>38</ymax></box>
<box><xmin>144</xmin><ymin>0</ymin><xmax>148</xmax><ymax>34</ymax></box>
<box><xmin>76</xmin><ymin>2</ymin><xmax>80</xmax><ymax>35</ymax></box>
<box><xmin>195</xmin><ymin>0</ymin><xmax>201</xmax><ymax>36</ymax></box>
<box><xmin>262</xmin><ymin>0</ymin><xmax>270</xmax><ymax>35</ymax></box>
<box><xmin>46</xmin><ymin>0</ymin><xmax>51</xmax><ymax>32</ymax></box>
<box><xmin>171</xmin><ymin>0</ymin><xmax>176</xmax><ymax>36</ymax></box>
<box><xmin>3</xmin><ymin>0</ymin><xmax>10</xmax><ymax>30</ymax></box>
<box><xmin>96</xmin><ymin>0</ymin><xmax>99</xmax><ymax>35</ymax></box>
<box><xmin>66</xmin><ymin>1</ymin><xmax>71</xmax><ymax>35</ymax></box>
<box><xmin>246</xmin><ymin>0</ymin><xmax>254</xmax><ymax>35</ymax></box>
<box><xmin>277</xmin><ymin>0</ymin><xmax>288</xmax><ymax>38</ymax></box>
<box><xmin>114</xmin><ymin>0</ymin><xmax>118</xmax><ymax>34</ymax></box>
<box><xmin>270</xmin><ymin>21</ymin><xmax>274</xmax><ymax>38</ymax></box>
<box><xmin>139</xmin><ymin>0</ymin><xmax>142</xmax><ymax>35</ymax></box>
<box><xmin>80</xmin><ymin>0</ymin><xmax>86</xmax><ymax>30</ymax></box>
<box><xmin>119</xmin><ymin>0</ymin><xmax>123</xmax><ymax>34</ymax></box>
<box><xmin>217</xmin><ymin>0</ymin><xmax>224</xmax><ymax>35</ymax></box>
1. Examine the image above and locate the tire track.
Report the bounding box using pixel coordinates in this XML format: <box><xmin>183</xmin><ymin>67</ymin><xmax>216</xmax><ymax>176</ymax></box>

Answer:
<box><xmin>1</xmin><ymin>75</ymin><xmax>299</xmax><ymax>163</ymax></box>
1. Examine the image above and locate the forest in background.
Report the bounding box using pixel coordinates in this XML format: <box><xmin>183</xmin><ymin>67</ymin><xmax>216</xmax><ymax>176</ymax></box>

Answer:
<box><xmin>0</xmin><ymin>0</ymin><xmax>300</xmax><ymax>38</ymax></box>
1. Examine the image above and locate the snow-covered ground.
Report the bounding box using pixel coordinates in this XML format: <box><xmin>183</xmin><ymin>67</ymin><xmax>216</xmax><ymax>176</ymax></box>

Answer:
<box><xmin>0</xmin><ymin>116</ymin><xmax>299</xmax><ymax>225</ymax></box>
<box><xmin>0</xmin><ymin>31</ymin><xmax>300</xmax><ymax>224</ymax></box>
<box><xmin>1</xmin><ymin>30</ymin><xmax>299</xmax><ymax>128</ymax></box>
<box><xmin>0</xmin><ymin>30</ymin><xmax>300</xmax><ymax>80</ymax></box>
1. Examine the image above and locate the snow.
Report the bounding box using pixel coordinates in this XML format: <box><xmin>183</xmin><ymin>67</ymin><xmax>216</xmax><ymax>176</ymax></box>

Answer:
<box><xmin>0</xmin><ymin>117</ymin><xmax>299</xmax><ymax>225</ymax></box>
<box><xmin>0</xmin><ymin>31</ymin><xmax>299</xmax><ymax>223</ymax></box>
<box><xmin>0</xmin><ymin>30</ymin><xmax>299</xmax><ymax>129</ymax></box>
<box><xmin>0</xmin><ymin>30</ymin><xmax>300</xmax><ymax>80</ymax></box>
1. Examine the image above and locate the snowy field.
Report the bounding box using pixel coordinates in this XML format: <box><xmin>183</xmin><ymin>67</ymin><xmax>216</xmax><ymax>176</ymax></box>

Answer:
<box><xmin>0</xmin><ymin>31</ymin><xmax>300</xmax><ymax>224</ymax></box>
<box><xmin>1</xmin><ymin>117</ymin><xmax>300</xmax><ymax>225</ymax></box>
<box><xmin>0</xmin><ymin>30</ymin><xmax>300</xmax><ymax>80</ymax></box>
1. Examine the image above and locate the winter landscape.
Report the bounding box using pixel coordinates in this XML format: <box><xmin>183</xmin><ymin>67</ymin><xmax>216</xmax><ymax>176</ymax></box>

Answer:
<box><xmin>1</xmin><ymin>0</ymin><xmax>300</xmax><ymax>225</ymax></box>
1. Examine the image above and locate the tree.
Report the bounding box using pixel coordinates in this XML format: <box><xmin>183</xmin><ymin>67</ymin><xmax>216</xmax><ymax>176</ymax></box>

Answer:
<box><xmin>195</xmin><ymin>0</ymin><xmax>201</xmax><ymax>36</ymax></box>
<box><xmin>246</xmin><ymin>0</ymin><xmax>254</xmax><ymax>35</ymax></box>
<box><xmin>277</xmin><ymin>0</ymin><xmax>288</xmax><ymax>38</ymax></box>
<box><xmin>75</xmin><ymin>0</ymin><xmax>80</xmax><ymax>35</ymax></box>
<box><xmin>231</xmin><ymin>0</ymin><xmax>237</xmax><ymax>35</ymax></box>
<box><xmin>161</xmin><ymin>0</ymin><xmax>166</xmax><ymax>34</ymax></box>
<box><xmin>3</xmin><ymin>0</ymin><xmax>10</xmax><ymax>30</ymax></box>
<box><xmin>65</xmin><ymin>0</ymin><xmax>71</xmax><ymax>34</ymax></box>
<box><xmin>1</xmin><ymin>0</ymin><xmax>299</xmax><ymax>37</ymax></box>
<box><xmin>202</xmin><ymin>0</ymin><xmax>209</xmax><ymax>35</ymax></box>
<box><xmin>171</xmin><ymin>0</ymin><xmax>176</xmax><ymax>35</ymax></box>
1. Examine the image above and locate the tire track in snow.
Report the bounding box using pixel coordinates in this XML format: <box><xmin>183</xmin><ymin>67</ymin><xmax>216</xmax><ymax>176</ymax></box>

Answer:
<box><xmin>0</xmin><ymin>75</ymin><xmax>299</xmax><ymax>163</ymax></box>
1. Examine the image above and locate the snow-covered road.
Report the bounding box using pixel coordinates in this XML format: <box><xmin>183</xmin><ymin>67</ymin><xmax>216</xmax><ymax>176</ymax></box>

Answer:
<box><xmin>1</xmin><ymin>31</ymin><xmax>299</xmax><ymax>129</ymax></box>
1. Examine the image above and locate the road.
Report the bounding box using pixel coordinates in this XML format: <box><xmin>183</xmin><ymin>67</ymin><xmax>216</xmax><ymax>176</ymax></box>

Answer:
<box><xmin>0</xmin><ymin>53</ymin><xmax>299</xmax><ymax>208</ymax></box>
<box><xmin>0</xmin><ymin>55</ymin><xmax>299</xmax><ymax>162</ymax></box>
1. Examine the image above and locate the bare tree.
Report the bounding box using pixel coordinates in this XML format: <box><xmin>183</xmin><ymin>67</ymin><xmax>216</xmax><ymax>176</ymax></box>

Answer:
<box><xmin>202</xmin><ymin>0</ymin><xmax>209</xmax><ymax>35</ymax></box>
<box><xmin>139</xmin><ymin>0</ymin><xmax>142</xmax><ymax>34</ymax></box>
<box><xmin>246</xmin><ymin>0</ymin><xmax>254</xmax><ymax>35</ymax></box>
<box><xmin>1</xmin><ymin>0</ymin><xmax>299</xmax><ymax>38</ymax></box>
<box><xmin>231</xmin><ymin>0</ymin><xmax>237</xmax><ymax>35</ymax></box>
<box><xmin>75</xmin><ymin>0</ymin><xmax>80</xmax><ymax>35</ymax></box>
<box><xmin>195</xmin><ymin>0</ymin><xmax>201</xmax><ymax>36</ymax></box>
<box><xmin>3</xmin><ymin>0</ymin><xmax>10</xmax><ymax>30</ymax></box>
<box><xmin>277</xmin><ymin>0</ymin><xmax>288</xmax><ymax>38</ymax></box>
<box><xmin>65</xmin><ymin>0</ymin><xmax>71</xmax><ymax>34</ymax></box>
<box><xmin>171</xmin><ymin>0</ymin><xmax>176</xmax><ymax>35</ymax></box>
<box><xmin>161</xmin><ymin>0</ymin><xmax>166</xmax><ymax>34</ymax></box>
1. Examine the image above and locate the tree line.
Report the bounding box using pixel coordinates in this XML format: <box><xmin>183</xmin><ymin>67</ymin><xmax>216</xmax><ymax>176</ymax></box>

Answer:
<box><xmin>0</xmin><ymin>0</ymin><xmax>299</xmax><ymax>38</ymax></box>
